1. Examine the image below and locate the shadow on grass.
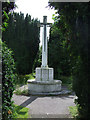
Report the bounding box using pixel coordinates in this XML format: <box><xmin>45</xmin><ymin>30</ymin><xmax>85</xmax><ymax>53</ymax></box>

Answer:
<box><xmin>13</xmin><ymin>104</ymin><xmax>29</xmax><ymax>118</ymax></box>
<box><xmin>15</xmin><ymin>105</ymin><xmax>27</xmax><ymax>115</ymax></box>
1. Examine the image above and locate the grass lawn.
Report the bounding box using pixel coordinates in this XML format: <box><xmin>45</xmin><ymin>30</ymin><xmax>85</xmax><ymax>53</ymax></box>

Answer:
<box><xmin>69</xmin><ymin>106</ymin><xmax>78</xmax><ymax>118</ymax></box>
<box><xmin>13</xmin><ymin>104</ymin><xmax>29</xmax><ymax>118</ymax></box>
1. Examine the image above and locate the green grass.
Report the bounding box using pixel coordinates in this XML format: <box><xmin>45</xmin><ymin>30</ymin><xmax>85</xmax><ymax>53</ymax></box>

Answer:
<box><xmin>69</xmin><ymin>106</ymin><xmax>78</xmax><ymax>118</ymax></box>
<box><xmin>13</xmin><ymin>104</ymin><xmax>29</xmax><ymax>118</ymax></box>
<box><xmin>14</xmin><ymin>89</ymin><xmax>29</xmax><ymax>96</ymax></box>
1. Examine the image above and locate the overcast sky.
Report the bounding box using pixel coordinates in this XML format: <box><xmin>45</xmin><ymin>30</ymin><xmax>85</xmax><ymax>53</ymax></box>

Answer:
<box><xmin>14</xmin><ymin>0</ymin><xmax>56</xmax><ymax>46</ymax></box>
<box><xmin>14</xmin><ymin>0</ymin><xmax>56</xmax><ymax>23</ymax></box>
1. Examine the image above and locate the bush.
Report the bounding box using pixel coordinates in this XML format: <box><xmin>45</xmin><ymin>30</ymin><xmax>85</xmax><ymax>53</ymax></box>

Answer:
<box><xmin>15</xmin><ymin>73</ymin><xmax>35</xmax><ymax>85</ymax></box>
<box><xmin>2</xmin><ymin>42</ymin><xmax>16</xmax><ymax>119</ymax></box>
<box><xmin>72</xmin><ymin>56</ymin><xmax>88</xmax><ymax>118</ymax></box>
<box><xmin>69</xmin><ymin>105</ymin><xmax>79</xmax><ymax>118</ymax></box>
<box><xmin>60</xmin><ymin>75</ymin><xmax>73</xmax><ymax>84</ymax></box>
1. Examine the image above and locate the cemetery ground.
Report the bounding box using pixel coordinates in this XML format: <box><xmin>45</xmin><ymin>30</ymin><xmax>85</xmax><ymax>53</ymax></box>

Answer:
<box><xmin>12</xmin><ymin>73</ymin><xmax>78</xmax><ymax>118</ymax></box>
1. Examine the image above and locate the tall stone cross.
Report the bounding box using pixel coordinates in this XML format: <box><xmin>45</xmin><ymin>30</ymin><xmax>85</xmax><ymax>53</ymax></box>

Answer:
<box><xmin>38</xmin><ymin>16</ymin><xmax>52</xmax><ymax>68</ymax></box>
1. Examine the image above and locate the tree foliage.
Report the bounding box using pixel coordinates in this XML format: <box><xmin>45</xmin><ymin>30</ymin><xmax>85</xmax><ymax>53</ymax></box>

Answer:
<box><xmin>2</xmin><ymin>41</ymin><xmax>16</xmax><ymax>119</ymax></box>
<box><xmin>2</xmin><ymin>2</ymin><xmax>16</xmax><ymax>31</ymax></box>
<box><xmin>33</xmin><ymin>46</ymin><xmax>42</xmax><ymax>72</ymax></box>
<box><xmin>49</xmin><ymin>2</ymin><xmax>89</xmax><ymax>118</ymax></box>
<box><xmin>48</xmin><ymin>20</ymin><xmax>71</xmax><ymax>79</ymax></box>
<box><xmin>3</xmin><ymin>12</ymin><xmax>40</xmax><ymax>74</ymax></box>
<box><xmin>1</xmin><ymin>2</ymin><xmax>17</xmax><ymax>119</ymax></box>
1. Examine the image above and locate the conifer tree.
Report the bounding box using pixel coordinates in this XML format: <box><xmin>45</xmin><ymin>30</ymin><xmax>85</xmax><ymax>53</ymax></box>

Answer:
<box><xmin>3</xmin><ymin>12</ymin><xmax>40</xmax><ymax>74</ymax></box>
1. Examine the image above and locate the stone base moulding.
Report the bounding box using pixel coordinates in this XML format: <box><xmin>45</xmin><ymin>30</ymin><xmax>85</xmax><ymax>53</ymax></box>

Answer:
<box><xmin>27</xmin><ymin>79</ymin><xmax>62</xmax><ymax>95</ymax></box>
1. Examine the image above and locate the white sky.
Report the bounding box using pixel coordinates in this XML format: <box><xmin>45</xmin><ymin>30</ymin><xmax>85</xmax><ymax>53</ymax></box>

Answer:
<box><xmin>14</xmin><ymin>0</ymin><xmax>55</xmax><ymax>23</ymax></box>
<box><xmin>14</xmin><ymin>0</ymin><xmax>56</xmax><ymax>46</ymax></box>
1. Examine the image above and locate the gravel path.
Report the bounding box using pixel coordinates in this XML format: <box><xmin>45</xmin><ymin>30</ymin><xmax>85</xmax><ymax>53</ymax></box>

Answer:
<box><xmin>12</xmin><ymin>93</ymin><xmax>76</xmax><ymax>118</ymax></box>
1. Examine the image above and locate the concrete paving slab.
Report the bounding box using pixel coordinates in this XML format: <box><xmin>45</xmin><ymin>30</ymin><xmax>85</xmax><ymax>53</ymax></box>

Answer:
<box><xmin>12</xmin><ymin>94</ymin><xmax>76</xmax><ymax>118</ymax></box>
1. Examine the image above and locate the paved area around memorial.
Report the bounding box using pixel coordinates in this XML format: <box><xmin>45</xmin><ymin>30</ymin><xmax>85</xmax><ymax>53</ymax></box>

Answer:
<box><xmin>12</xmin><ymin>85</ymin><xmax>76</xmax><ymax>118</ymax></box>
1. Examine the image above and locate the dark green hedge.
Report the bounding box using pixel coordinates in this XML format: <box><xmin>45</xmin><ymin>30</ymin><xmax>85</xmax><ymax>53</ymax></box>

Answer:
<box><xmin>2</xmin><ymin>42</ymin><xmax>16</xmax><ymax>119</ymax></box>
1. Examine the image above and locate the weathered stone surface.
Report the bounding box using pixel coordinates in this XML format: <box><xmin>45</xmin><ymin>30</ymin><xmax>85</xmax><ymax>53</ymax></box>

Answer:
<box><xmin>36</xmin><ymin>68</ymin><xmax>53</xmax><ymax>81</ymax></box>
<box><xmin>27</xmin><ymin>79</ymin><xmax>62</xmax><ymax>94</ymax></box>
<box><xmin>36</xmin><ymin>68</ymin><xmax>42</xmax><ymax>81</ymax></box>
<box><xmin>49</xmin><ymin>68</ymin><xmax>53</xmax><ymax>80</ymax></box>
<box><xmin>28</xmin><ymin>67</ymin><xmax>61</xmax><ymax>95</ymax></box>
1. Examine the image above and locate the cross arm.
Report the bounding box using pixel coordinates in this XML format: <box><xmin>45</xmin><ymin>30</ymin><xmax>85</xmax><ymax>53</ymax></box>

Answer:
<box><xmin>37</xmin><ymin>23</ymin><xmax>52</xmax><ymax>27</ymax></box>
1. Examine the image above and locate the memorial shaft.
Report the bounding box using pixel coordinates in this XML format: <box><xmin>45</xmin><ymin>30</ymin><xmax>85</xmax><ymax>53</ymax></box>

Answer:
<box><xmin>42</xmin><ymin>16</ymin><xmax>48</xmax><ymax>68</ymax></box>
<box><xmin>27</xmin><ymin>16</ymin><xmax>62</xmax><ymax>95</ymax></box>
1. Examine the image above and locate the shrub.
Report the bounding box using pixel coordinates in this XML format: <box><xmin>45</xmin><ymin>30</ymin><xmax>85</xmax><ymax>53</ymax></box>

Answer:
<box><xmin>15</xmin><ymin>73</ymin><xmax>35</xmax><ymax>85</ymax></box>
<box><xmin>60</xmin><ymin>75</ymin><xmax>73</xmax><ymax>84</ymax></box>
<box><xmin>72</xmin><ymin>56</ymin><xmax>88</xmax><ymax>118</ymax></box>
<box><xmin>2</xmin><ymin>42</ymin><xmax>16</xmax><ymax>119</ymax></box>
<box><xmin>69</xmin><ymin>105</ymin><xmax>79</xmax><ymax>118</ymax></box>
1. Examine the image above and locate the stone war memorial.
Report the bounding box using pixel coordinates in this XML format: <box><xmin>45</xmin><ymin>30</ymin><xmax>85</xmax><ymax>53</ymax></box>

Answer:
<box><xmin>27</xmin><ymin>16</ymin><xmax>62</xmax><ymax>95</ymax></box>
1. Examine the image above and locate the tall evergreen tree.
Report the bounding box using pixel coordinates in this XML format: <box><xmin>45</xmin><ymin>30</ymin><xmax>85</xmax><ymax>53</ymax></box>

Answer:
<box><xmin>3</xmin><ymin>12</ymin><xmax>40</xmax><ymax>74</ymax></box>
<box><xmin>49</xmin><ymin>2</ymin><xmax>89</xmax><ymax>118</ymax></box>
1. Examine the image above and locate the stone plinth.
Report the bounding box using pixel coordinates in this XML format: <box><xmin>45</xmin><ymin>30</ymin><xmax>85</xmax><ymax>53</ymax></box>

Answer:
<box><xmin>28</xmin><ymin>79</ymin><xmax>62</xmax><ymax>94</ymax></box>
<box><xmin>27</xmin><ymin>67</ymin><xmax>62</xmax><ymax>95</ymax></box>
<box><xmin>36</xmin><ymin>67</ymin><xmax>53</xmax><ymax>81</ymax></box>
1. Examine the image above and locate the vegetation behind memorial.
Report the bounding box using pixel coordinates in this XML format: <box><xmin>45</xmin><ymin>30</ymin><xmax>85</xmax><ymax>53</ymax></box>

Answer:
<box><xmin>48</xmin><ymin>2</ymin><xmax>88</xmax><ymax>118</ymax></box>
<box><xmin>3</xmin><ymin>12</ymin><xmax>40</xmax><ymax>75</ymax></box>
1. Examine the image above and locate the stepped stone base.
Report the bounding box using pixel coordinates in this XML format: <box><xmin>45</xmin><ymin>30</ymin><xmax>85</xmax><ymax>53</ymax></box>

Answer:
<box><xmin>27</xmin><ymin>79</ymin><xmax>62</xmax><ymax>94</ymax></box>
<box><xmin>27</xmin><ymin>67</ymin><xmax>62</xmax><ymax>95</ymax></box>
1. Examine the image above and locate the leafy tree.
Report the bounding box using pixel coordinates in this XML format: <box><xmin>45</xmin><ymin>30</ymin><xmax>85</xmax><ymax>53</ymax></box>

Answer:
<box><xmin>2</xmin><ymin>2</ymin><xmax>16</xmax><ymax>119</ymax></box>
<box><xmin>2</xmin><ymin>2</ymin><xmax>16</xmax><ymax>31</ymax></box>
<box><xmin>2</xmin><ymin>41</ymin><xmax>16</xmax><ymax>119</ymax></box>
<box><xmin>48</xmin><ymin>21</ymin><xmax>71</xmax><ymax>79</ymax></box>
<box><xmin>49</xmin><ymin>2</ymin><xmax>89</xmax><ymax>118</ymax></box>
